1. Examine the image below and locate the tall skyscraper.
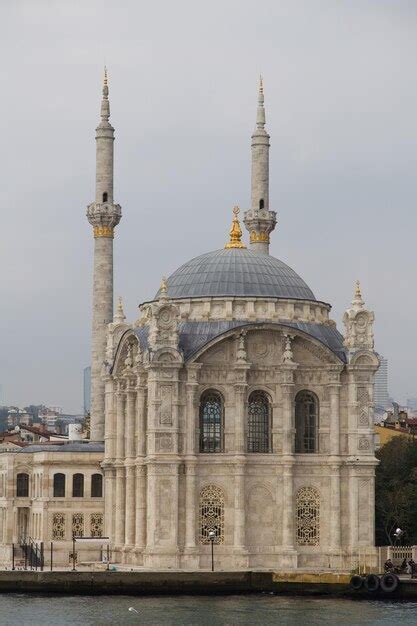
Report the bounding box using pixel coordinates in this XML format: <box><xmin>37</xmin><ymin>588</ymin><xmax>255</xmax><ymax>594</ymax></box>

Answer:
<box><xmin>83</xmin><ymin>366</ymin><xmax>91</xmax><ymax>415</ymax></box>
<box><xmin>374</xmin><ymin>356</ymin><xmax>389</xmax><ymax>409</ymax></box>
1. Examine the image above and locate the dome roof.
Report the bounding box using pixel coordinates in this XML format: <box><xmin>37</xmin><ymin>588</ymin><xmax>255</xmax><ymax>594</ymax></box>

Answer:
<box><xmin>155</xmin><ymin>248</ymin><xmax>316</xmax><ymax>301</ymax></box>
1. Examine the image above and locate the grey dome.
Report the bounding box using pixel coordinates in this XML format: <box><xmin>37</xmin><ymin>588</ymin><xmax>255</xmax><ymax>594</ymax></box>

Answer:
<box><xmin>156</xmin><ymin>248</ymin><xmax>316</xmax><ymax>301</ymax></box>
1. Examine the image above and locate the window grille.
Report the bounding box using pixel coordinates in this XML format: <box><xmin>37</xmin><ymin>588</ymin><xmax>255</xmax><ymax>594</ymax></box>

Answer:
<box><xmin>72</xmin><ymin>474</ymin><xmax>84</xmax><ymax>498</ymax></box>
<box><xmin>53</xmin><ymin>473</ymin><xmax>66</xmax><ymax>497</ymax></box>
<box><xmin>90</xmin><ymin>513</ymin><xmax>103</xmax><ymax>538</ymax></box>
<box><xmin>52</xmin><ymin>513</ymin><xmax>65</xmax><ymax>540</ymax></box>
<box><xmin>91</xmin><ymin>474</ymin><xmax>103</xmax><ymax>498</ymax></box>
<box><xmin>72</xmin><ymin>513</ymin><xmax>84</xmax><ymax>538</ymax></box>
<box><xmin>247</xmin><ymin>391</ymin><xmax>270</xmax><ymax>452</ymax></box>
<box><xmin>295</xmin><ymin>391</ymin><xmax>319</xmax><ymax>453</ymax></box>
<box><xmin>199</xmin><ymin>391</ymin><xmax>223</xmax><ymax>453</ymax></box>
<box><xmin>296</xmin><ymin>486</ymin><xmax>320</xmax><ymax>546</ymax></box>
<box><xmin>16</xmin><ymin>473</ymin><xmax>29</xmax><ymax>497</ymax></box>
<box><xmin>199</xmin><ymin>485</ymin><xmax>224</xmax><ymax>544</ymax></box>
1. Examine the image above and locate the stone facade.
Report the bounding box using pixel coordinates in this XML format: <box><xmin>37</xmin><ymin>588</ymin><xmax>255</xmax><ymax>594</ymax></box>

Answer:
<box><xmin>102</xmin><ymin>286</ymin><xmax>379</xmax><ymax>570</ymax></box>
<box><xmin>0</xmin><ymin>447</ymin><xmax>104</xmax><ymax>567</ymax></box>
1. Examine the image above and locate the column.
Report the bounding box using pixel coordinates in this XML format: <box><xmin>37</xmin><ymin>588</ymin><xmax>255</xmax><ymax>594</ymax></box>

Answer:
<box><xmin>115</xmin><ymin>383</ymin><xmax>125</xmax><ymax>460</ymax></box>
<box><xmin>125</xmin><ymin>465</ymin><xmax>135</xmax><ymax>546</ymax></box>
<box><xmin>104</xmin><ymin>467</ymin><xmax>115</xmax><ymax>540</ymax></box>
<box><xmin>330</xmin><ymin>465</ymin><xmax>341</xmax><ymax>550</ymax></box>
<box><xmin>349</xmin><ymin>467</ymin><xmax>358</xmax><ymax>548</ymax></box>
<box><xmin>125</xmin><ymin>381</ymin><xmax>136</xmax><ymax>459</ymax></box>
<box><xmin>282</xmin><ymin>464</ymin><xmax>295</xmax><ymax>550</ymax></box>
<box><xmin>114</xmin><ymin>466</ymin><xmax>125</xmax><ymax>545</ymax></box>
<box><xmin>185</xmin><ymin>380</ymin><xmax>199</xmax><ymax>455</ymax></box>
<box><xmin>329</xmin><ymin>378</ymin><xmax>342</xmax><ymax>550</ymax></box>
<box><xmin>233</xmin><ymin>466</ymin><xmax>245</xmax><ymax>549</ymax></box>
<box><xmin>135</xmin><ymin>465</ymin><xmax>146</xmax><ymax>549</ymax></box>
<box><xmin>234</xmin><ymin>377</ymin><xmax>248</xmax><ymax>453</ymax></box>
<box><xmin>135</xmin><ymin>376</ymin><xmax>147</xmax><ymax>457</ymax></box>
<box><xmin>281</xmin><ymin>372</ymin><xmax>296</xmax><ymax>455</ymax></box>
<box><xmin>329</xmin><ymin>382</ymin><xmax>341</xmax><ymax>456</ymax></box>
<box><xmin>185</xmin><ymin>464</ymin><xmax>197</xmax><ymax>549</ymax></box>
<box><xmin>104</xmin><ymin>377</ymin><xmax>116</xmax><ymax>459</ymax></box>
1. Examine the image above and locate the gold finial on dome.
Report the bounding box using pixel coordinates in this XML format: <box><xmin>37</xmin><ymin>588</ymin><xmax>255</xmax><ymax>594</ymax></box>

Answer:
<box><xmin>355</xmin><ymin>279</ymin><xmax>362</xmax><ymax>298</ymax></box>
<box><xmin>225</xmin><ymin>206</ymin><xmax>246</xmax><ymax>249</ymax></box>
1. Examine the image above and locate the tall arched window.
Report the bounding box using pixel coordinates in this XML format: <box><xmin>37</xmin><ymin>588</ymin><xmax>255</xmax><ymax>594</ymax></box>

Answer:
<box><xmin>200</xmin><ymin>485</ymin><xmax>224</xmax><ymax>544</ymax></box>
<box><xmin>91</xmin><ymin>474</ymin><xmax>103</xmax><ymax>498</ymax></box>
<box><xmin>296</xmin><ymin>486</ymin><xmax>320</xmax><ymax>546</ymax></box>
<box><xmin>259</xmin><ymin>198</ymin><xmax>264</xmax><ymax>210</ymax></box>
<box><xmin>247</xmin><ymin>391</ymin><xmax>271</xmax><ymax>452</ymax></box>
<box><xmin>199</xmin><ymin>390</ymin><xmax>223</xmax><ymax>453</ymax></box>
<box><xmin>72</xmin><ymin>473</ymin><xmax>84</xmax><ymax>498</ymax></box>
<box><xmin>53</xmin><ymin>473</ymin><xmax>66</xmax><ymax>497</ymax></box>
<box><xmin>295</xmin><ymin>391</ymin><xmax>319</xmax><ymax>453</ymax></box>
<box><xmin>16</xmin><ymin>473</ymin><xmax>29</xmax><ymax>497</ymax></box>
<box><xmin>102</xmin><ymin>192</ymin><xmax>108</xmax><ymax>202</ymax></box>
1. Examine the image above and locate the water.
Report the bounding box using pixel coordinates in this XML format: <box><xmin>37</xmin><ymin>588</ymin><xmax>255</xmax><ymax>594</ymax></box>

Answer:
<box><xmin>0</xmin><ymin>594</ymin><xmax>416</xmax><ymax>626</ymax></box>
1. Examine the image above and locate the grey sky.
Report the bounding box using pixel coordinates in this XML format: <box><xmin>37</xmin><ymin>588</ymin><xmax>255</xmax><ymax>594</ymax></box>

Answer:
<box><xmin>1</xmin><ymin>0</ymin><xmax>416</xmax><ymax>412</ymax></box>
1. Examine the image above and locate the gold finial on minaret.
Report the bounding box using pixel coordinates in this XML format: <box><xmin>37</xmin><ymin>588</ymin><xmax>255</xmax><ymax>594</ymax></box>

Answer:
<box><xmin>104</xmin><ymin>66</ymin><xmax>108</xmax><ymax>88</ymax></box>
<box><xmin>259</xmin><ymin>74</ymin><xmax>264</xmax><ymax>95</ymax></box>
<box><xmin>355</xmin><ymin>279</ymin><xmax>361</xmax><ymax>298</ymax></box>
<box><xmin>225</xmin><ymin>206</ymin><xmax>246</xmax><ymax>249</ymax></box>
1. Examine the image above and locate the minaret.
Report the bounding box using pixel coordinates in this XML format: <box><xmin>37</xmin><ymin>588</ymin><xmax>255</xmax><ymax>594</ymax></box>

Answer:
<box><xmin>86</xmin><ymin>68</ymin><xmax>122</xmax><ymax>441</ymax></box>
<box><xmin>243</xmin><ymin>77</ymin><xmax>277</xmax><ymax>254</ymax></box>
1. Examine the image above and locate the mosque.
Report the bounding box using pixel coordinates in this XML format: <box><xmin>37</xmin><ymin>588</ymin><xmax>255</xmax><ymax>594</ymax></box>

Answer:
<box><xmin>0</xmin><ymin>72</ymin><xmax>380</xmax><ymax>570</ymax></box>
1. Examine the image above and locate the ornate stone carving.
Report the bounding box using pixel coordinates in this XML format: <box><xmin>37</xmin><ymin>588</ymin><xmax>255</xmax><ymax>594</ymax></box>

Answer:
<box><xmin>236</xmin><ymin>331</ymin><xmax>247</xmax><ymax>364</ymax></box>
<box><xmin>155</xmin><ymin>432</ymin><xmax>174</xmax><ymax>452</ymax></box>
<box><xmin>343</xmin><ymin>281</ymin><xmax>374</xmax><ymax>352</ymax></box>
<box><xmin>158</xmin><ymin>385</ymin><xmax>173</xmax><ymax>425</ymax></box>
<box><xmin>358</xmin><ymin>437</ymin><xmax>370</xmax><ymax>451</ymax></box>
<box><xmin>282</xmin><ymin>334</ymin><xmax>295</xmax><ymax>364</ymax></box>
<box><xmin>357</xmin><ymin>388</ymin><xmax>369</xmax><ymax>427</ymax></box>
<box><xmin>90</xmin><ymin>513</ymin><xmax>103</xmax><ymax>538</ymax></box>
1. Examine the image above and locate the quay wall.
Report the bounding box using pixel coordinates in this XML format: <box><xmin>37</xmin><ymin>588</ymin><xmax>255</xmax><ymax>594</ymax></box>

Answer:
<box><xmin>0</xmin><ymin>571</ymin><xmax>416</xmax><ymax>598</ymax></box>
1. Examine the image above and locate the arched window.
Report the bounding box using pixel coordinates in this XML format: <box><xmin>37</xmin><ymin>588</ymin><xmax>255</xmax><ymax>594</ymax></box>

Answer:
<box><xmin>259</xmin><ymin>198</ymin><xmax>264</xmax><ymax>210</ymax></box>
<box><xmin>102</xmin><ymin>192</ymin><xmax>108</xmax><ymax>202</ymax></box>
<box><xmin>296</xmin><ymin>486</ymin><xmax>320</xmax><ymax>546</ymax></box>
<box><xmin>91</xmin><ymin>474</ymin><xmax>103</xmax><ymax>498</ymax></box>
<box><xmin>295</xmin><ymin>391</ymin><xmax>319</xmax><ymax>453</ymax></box>
<box><xmin>247</xmin><ymin>391</ymin><xmax>271</xmax><ymax>452</ymax></box>
<box><xmin>53</xmin><ymin>473</ymin><xmax>66</xmax><ymax>497</ymax></box>
<box><xmin>199</xmin><ymin>390</ymin><xmax>223</xmax><ymax>453</ymax></box>
<box><xmin>200</xmin><ymin>485</ymin><xmax>224</xmax><ymax>544</ymax></box>
<box><xmin>72</xmin><ymin>473</ymin><xmax>84</xmax><ymax>498</ymax></box>
<box><xmin>16</xmin><ymin>473</ymin><xmax>29</xmax><ymax>497</ymax></box>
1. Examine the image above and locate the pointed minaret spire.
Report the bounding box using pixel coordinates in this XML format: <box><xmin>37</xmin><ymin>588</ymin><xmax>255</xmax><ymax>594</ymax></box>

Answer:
<box><xmin>100</xmin><ymin>66</ymin><xmax>110</xmax><ymax>123</ymax></box>
<box><xmin>256</xmin><ymin>74</ymin><xmax>266</xmax><ymax>129</ymax></box>
<box><xmin>352</xmin><ymin>279</ymin><xmax>365</xmax><ymax>311</ymax></box>
<box><xmin>114</xmin><ymin>296</ymin><xmax>126</xmax><ymax>324</ymax></box>
<box><xmin>86</xmin><ymin>69</ymin><xmax>122</xmax><ymax>441</ymax></box>
<box><xmin>243</xmin><ymin>77</ymin><xmax>277</xmax><ymax>254</ymax></box>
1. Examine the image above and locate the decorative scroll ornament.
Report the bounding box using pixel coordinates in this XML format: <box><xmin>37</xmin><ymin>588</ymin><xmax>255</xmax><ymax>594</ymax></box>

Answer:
<box><xmin>225</xmin><ymin>206</ymin><xmax>246</xmax><ymax>249</ymax></box>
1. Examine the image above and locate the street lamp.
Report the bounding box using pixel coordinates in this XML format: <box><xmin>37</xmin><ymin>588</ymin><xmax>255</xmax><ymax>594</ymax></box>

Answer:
<box><xmin>393</xmin><ymin>527</ymin><xmax>404</xmax><ymax>546</ymax></box>
<box><xmin>208</xmin><ymin>531</ymin><xmax>216</xmax><ymax>572</ymax></box>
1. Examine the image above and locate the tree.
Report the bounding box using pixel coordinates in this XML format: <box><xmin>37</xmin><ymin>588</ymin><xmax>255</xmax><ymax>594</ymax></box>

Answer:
<box><xmin>375</xmin><ymin>437</ymin><xmax>417</xmax><ymax>545</ymax></box>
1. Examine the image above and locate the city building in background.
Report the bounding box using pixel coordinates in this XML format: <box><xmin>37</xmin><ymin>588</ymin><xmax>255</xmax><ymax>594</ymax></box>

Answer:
<box><xmin>374</xmin><ymin>356</ymin><xmax>389</xmax><ymax>409</ymax></box>
<box><xmin>406</xmin><ymin>397</ymin><xmax>417</xmax><ymax>411</ymax></box>
<box><xmin>83</xmin><ymin>366</ymin><xmax>91</xmax><ymax>416</ymax></box>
